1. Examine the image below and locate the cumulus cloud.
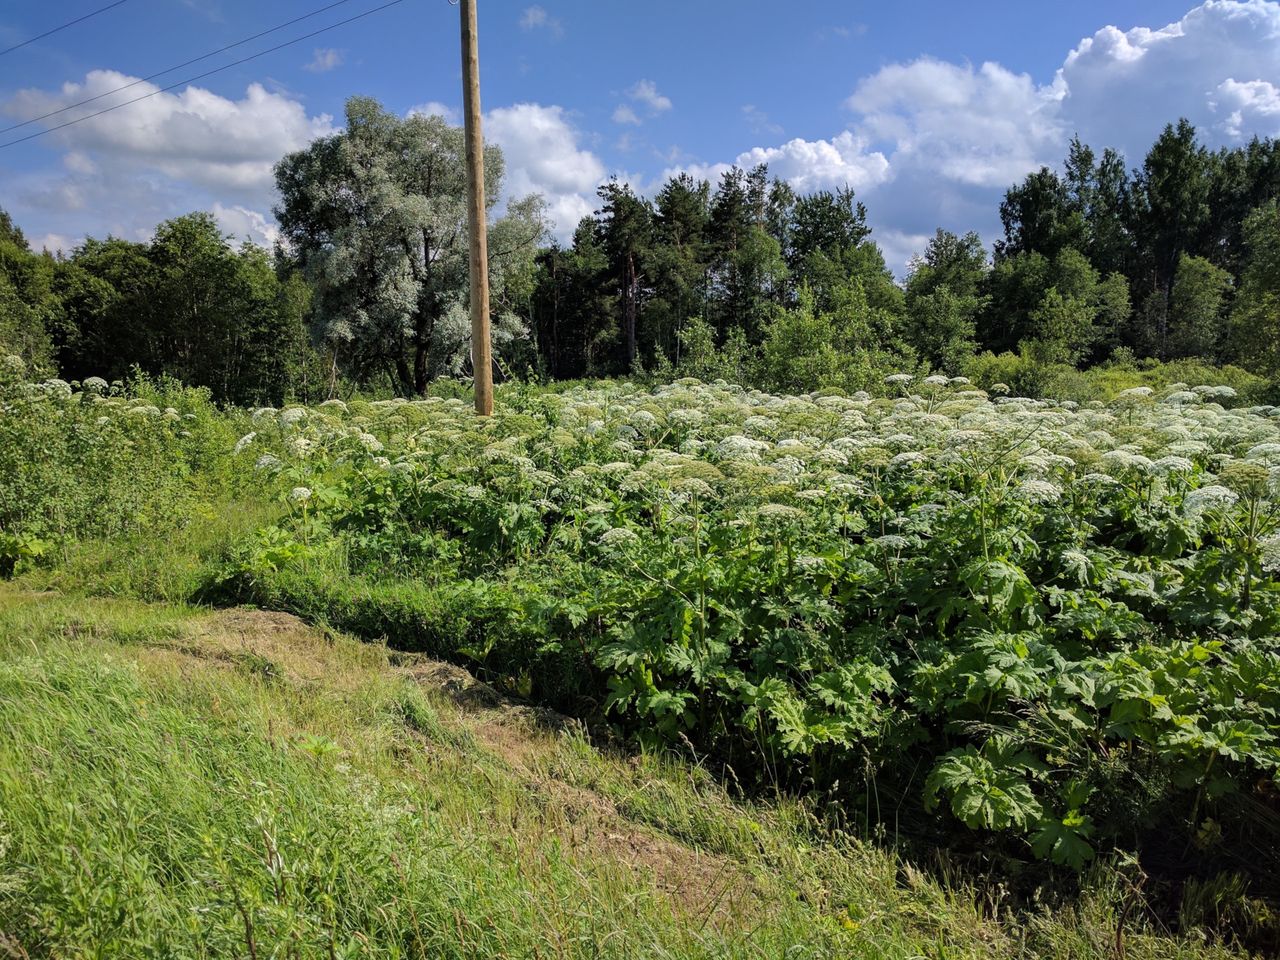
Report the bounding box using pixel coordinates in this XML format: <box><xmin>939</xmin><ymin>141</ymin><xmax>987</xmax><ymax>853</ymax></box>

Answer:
<box><xmin>611</xmin><ymin>80</ymin><xmax>673</xmax><ymax>129</ymax></box>
<box><xmin>847</xmin><ymin>59</ymin><xmax>1064</xmax><ymax>189</ymax></box>
<box><xmin>28</xmin><ymin>233</ymin><xmax>76</xmax><ymax>255</ymax></box>
<box><xmin>1215</xmin><ymin>79</ymin><xmax>1280</xmax><ymax>137</ymax></box>
<box><xmin>9</xmin><ymin>1</ymin><xmax>1280</xmax><ymax>280</ymax></box>
<box><xmin>662</xmin><ymin>132</ymin><xmax>890</xmax><ymax>203</ymax></box>
<box><xmin>485</xmin><ymin>103</ymin><xmax>606</xmax><ymax>239</ymax></box>
<box><xmin>1057</xmin><ymin>1</ymin><xmax>1280</xmax><ymax>149</ymax></box>
<box><xmin>213</xmin><ymin>202</ymin><xmax>280</xmax><ymax>247</ymax></box>
<box><xmin>2</xmin><ymin>71</ymin><xmax>335</xmax><ymax>195</ymax></box>
<box><xmin>679</xmin><ymin>0</ymin><xmax>1280</xmax><ymax>274</ymax></box>
<box><xmin>304</xmin><ymin>48</ymin><xmax>344</xmax><ymax>73</ymax></box>
<box><xmin>0</xmin><ymin>71</ymin><xmax>334</xmax><ymax>253</ymax></box>
<box><xmin>737</xmin><ymin>132</ymin><xmax>891</xmax><ymax>194</ymax></box>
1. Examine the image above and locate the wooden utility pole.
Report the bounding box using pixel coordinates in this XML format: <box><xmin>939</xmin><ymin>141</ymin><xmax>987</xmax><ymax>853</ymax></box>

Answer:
<box><xmin>459</xmin><ymin>0</ymin><xmax>493</xmax><ymax>415</ymax></box>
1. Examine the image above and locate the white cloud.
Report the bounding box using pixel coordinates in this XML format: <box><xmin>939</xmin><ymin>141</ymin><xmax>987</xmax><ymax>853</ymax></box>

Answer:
<box><xmin>0</xmin><ymin>71</ymin><xmax>334</xmax><ymax>254</ymax></box>
<box><xmin>677</xmin><ymin>1</ymin><xmax>1280</xmax><ymax>275</ymax></box>
<box><xmin>737</xmin><ymin>132</ymin><xmax>892</xmax><ymax>194</ymax></box>
<box><xmin>664</xmin><ymin>132</ymin><xmax>888</xmax><ymax>199</ymax></box>
<box><xmin>846</xmin><ymin>58</ymin><xmax>1064</xmax><ymax>189</ymax></box>
<box><xmin>628</xmin><ymin>80</ymin><xmax>672</xmax><ymax>115</ymax></box>
<box><xmin>875</xmin><ymin>229</ymin><xmax>934</xmax><ymax>277</ymax></box>
<box><xmin>742</xmin><ymin>104</ymin><xmax>782</xmax><ymax>136</ymax></box>
<box><xmin>1056</xmin><ymin>1</ymin><xmax>1280</xmax><ymax>149</ymax></box>
<box><xmin>29</xmin><ymin>233</ymin><xmax>76</xmax><ymax>255</ymax></box>
<box><xmin>520</xmin><ymin>5</ymin><xmax>562</xmax><ymax>36</ymax></box>
<box><xmin>2</xmin><ymin>71</ymin><xmax>336</xmax><ymax>196</ymax></box>
<box><xmin>611</xmin><ymin>81</ymin><xmax>673</xmax><ymax>128</ymax></box>
<box><xmin>407</xmin><ymin>101</ymin><xmax>459</xmax><ymax>123</ymax></box>
<box><xmin>1215</xmin><ymin>78</ymin><xmax>1280</xmax><ymax>136</ymax></box>
<box><xmin>485</xmin><ymin>103</ymin><xmax>606</xmax><ymax>239</ymax></box>
<box><xmin>213</xmin><ymin>202</ymin><xmax>280</xmax><ymax>247</ymax></box>
<box><xmin>304</xmin><ymin>48</ymin><xmax>344</xmax><ymax>73</ymax></box>
<box><xmin>62</xmin><ymin>151</ymin><xmax>96</xmax><ymax>174</ymax></box>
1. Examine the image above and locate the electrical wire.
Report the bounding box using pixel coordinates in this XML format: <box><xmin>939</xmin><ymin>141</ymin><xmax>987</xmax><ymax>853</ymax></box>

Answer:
<box><xmin>0</xmin><ymin>0</ymin><xmax>410</xmax><ymax>150</ymax></box>
<box><xmin>0</xmin><ymin>0</ymin><xmax>132</xmax><ymax>57</ymax></box>
<box><xmin>1</xmin><ymin>0</ymin><xmax>361</xmax><ymax>136</ymax></box>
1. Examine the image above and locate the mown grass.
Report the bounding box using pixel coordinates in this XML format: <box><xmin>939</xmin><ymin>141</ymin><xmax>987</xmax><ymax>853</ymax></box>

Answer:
<box><xmin>0</xmin><ymin>587</ymin><xmax>1254</xmax><ymax>959</ymax></box>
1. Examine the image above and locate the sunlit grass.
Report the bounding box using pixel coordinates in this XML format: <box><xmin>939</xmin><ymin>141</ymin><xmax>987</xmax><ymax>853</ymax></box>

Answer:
<box><xmin>0</xmin><ymin>588</ymin><xmax>1249</xmax><ymax>959</ymax></box>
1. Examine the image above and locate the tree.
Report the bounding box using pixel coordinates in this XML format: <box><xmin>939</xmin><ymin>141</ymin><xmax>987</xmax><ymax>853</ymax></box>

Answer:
<box><xmin>1024</xmin><ymin>288</ymin><xmax>1097</xmax><ymax>365</ymax></box>
<box><xmin>1131</xmin><ymin>120</ymin><xmax>1211</xmax><ymax>301</ymax></box>
<box><xmin>904</xmin><ymin>230</ymin><xmax>987</xmax><ymax>370</ymax></box>
<box><xmin>50</xmin><ymin>216</ymin><xmax>316</xmax><ymax>403</ymax></box>
<box><xmin>0</xmin><ymin>208</ymin><xmax>27</xmax><ymax>251</ymax></box>
<box><xmin>980</xmin><ymin>251</ymin><xmax>1052</xmax><ymax>353</ymax></box>
<box><xmin>1166</xmin><ymin>254</ymin><xmax>1232</xmax><ymax>359</ymax></box>
<box><xmin>981</xmin><ymin>247</ymin><xmax>1126</xmax><ymax>363</ymax></box>
<box><xmin>1060</xmin><ymin>138</ymin><xmax>1133</xmax><ymax>278</ymax></box>
<box><xmin>1229</xmin><ymin>201</ymin><xmax>1280</xmax><ymax>376</ymax></box>
<box><xmin>274</xmin><ymin>96</ymin><xmax>544</xmax><ymax>395</ymax></box>
<box><xmin>1204</xmin><ymin>137</ymin><xmax>1280</xmax><ymax>277</ymax></box>
<box><xmin>595</xmin><ymin>180</ymin><xmax>654</xmax><ymax>371</ymax></box>
<box><xmin>707</xmin><ymin>166</ymin><xmax>786</xmax><ymax>341</ymax></box>
<box><xmin>0</xmin><ymin>217</ymin><xmax>57</xmax><ymax>368</ymax></box>
<box><xmin>758</xmin><ymin>280</ymin><xmax>909</xmax><ymax>394</ymax></box>
<box><xmin>785</xmin><ymin>187</ymin><xmax>871</xmax><ymax>272</ymax></box>
<box><xmin>646</xmin><ymin>174</ymin><xmax>711</xmax><ymax>365</ymax></box>
<box><xmin>531</xmin><ymin>219</ymin><xmax>615</xmax><ymax>379</ymax></box>
<box><xmin>995</xmin><ymin>167</ymin><xmax>1082</xmax><ymax>262</ymax></box>
<box><xmin>55</xmin><ymin>237</ymin><xmax>155</xmax><ymax>381</ymax></box>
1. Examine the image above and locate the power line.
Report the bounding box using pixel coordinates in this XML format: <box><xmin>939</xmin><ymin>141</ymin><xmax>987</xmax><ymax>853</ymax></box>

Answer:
<box><xmin>0</xmin><ymin>0</ymin><xmax>409</xmax><ymax>150</ymax></box>
<box><xmin>0</xmin><ymin>1</ymin><xmax>132</xmax><ymax>57</ymax></box>
<box><xmin>1</xmin><ymin>0</ymin><xmax>361</xmax><ymax>136</ymax></box>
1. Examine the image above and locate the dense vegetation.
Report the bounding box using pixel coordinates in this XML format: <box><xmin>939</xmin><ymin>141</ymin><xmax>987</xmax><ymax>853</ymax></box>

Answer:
<box><xmin>2</xmin><ymin>362</ymin><xmax>1278</xmax><ymax>950</ymax></box>
<box><xmin>5</xmin><ymin>588</ymin><xmax>1259</xmax><ymax>959</ymax></box>
<box><xmin>3</xmin><ymin>94</ymin><xmax>1280</xmax><ymax>954</ymax></box>
<box><xmin>3</xmin><ymin>105</ymin><xmax>1280</xmax><ymax>405</ymax></box>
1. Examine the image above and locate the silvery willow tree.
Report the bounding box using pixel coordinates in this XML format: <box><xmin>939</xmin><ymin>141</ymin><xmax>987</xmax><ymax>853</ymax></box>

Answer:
<box><xmin>274</xmin><ymin>97</ymin><xmax>545</xmax><ymax>396</ymax></box>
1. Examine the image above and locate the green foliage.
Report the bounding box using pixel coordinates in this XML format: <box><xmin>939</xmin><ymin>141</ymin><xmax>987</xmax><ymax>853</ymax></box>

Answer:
<box><xmin>35</xmin><ymin>215</ymin><xmax>320</xmax><ymax>405</ymax></box>
<box><xmin>8</xmin><ymin>364</ymin><xmax>1280</xmax><ymax>951</ymax></box>
<box><xmin>1166</xmin><ymin>255</ymin><xmax>1233</xmax><ymax>359</ymax></box>
<box><xmin>3</xmin><ymin>589</ymin><xmax>1257</xmax><ymax>959</ymax></box>
<box><xmin>274</xmin><ymin>96</ymin><xmax>545</xmax><ymax>396</ymax></box>
<box><xmin>903</xmin><ymin>230</ymin><xmax>986</xmax><ymax>371</ymax></box>
<box><xmin>9</xmin><ymin>338</ymin><xmax>1280</xmax><ymax>901</ymax></box>
<box><xmin>759</xmin><ymin>285</ymin><xmax>910</xmax><ymax>393</ymax></box>
<box><xmin>0</xmin><ymin>233</ymin><xmax>57</xmax><ymax>370</ymax></box>
<box><xmin>0</xmin><ymin>366</ymin><xmax>250</xmax><ymax>573</ymax></box>
<box><xmin>123</xmin><ymin>374</ymin><xmax>1274</xmax><ymax>887</ymax></box>
<box><xmin>1230</xmin><ymin>200</ymin><xmax>1280</xmax><ymax>378</ymax></box>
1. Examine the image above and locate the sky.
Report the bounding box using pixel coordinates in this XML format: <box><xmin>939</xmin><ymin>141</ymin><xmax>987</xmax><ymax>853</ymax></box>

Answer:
<box><xmin>1</xmin><ymin>0</ymin><xmax>1279</xmax><ymax>275</ymax></box>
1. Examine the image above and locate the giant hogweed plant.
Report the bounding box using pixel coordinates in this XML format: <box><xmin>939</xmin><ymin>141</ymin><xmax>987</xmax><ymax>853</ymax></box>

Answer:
<box><xmin>222</xmin><ymin>378</ymin><xmax>1280</xmax><ymax>870</ymax></box>
<box><xmin>17</xmin><ymin>369</ymin><xmax>1276</xmax><ymax>872</ymax></box>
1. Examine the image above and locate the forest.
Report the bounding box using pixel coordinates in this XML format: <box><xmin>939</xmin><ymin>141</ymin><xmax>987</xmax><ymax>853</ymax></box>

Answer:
<box><xmin>3</xmin><ymin>100</ymin><xmax>1280</xmax><ymax>405</ymax></box>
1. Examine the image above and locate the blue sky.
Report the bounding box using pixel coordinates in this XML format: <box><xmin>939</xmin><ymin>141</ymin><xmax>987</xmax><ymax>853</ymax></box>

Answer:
<box><xmin>2</xmin><ymin>0</ymin><xmax>1279</xmax><ymax>273</ymax></box>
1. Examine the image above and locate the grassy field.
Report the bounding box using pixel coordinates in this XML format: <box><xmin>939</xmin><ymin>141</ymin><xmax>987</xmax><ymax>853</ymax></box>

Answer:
<box><xmin>0</xmin><ymin>585</ymin><xmax>1260</xmax><ymax>959</ymax></box>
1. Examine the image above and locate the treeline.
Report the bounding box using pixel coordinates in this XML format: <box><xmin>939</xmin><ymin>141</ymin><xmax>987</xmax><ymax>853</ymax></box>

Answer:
<box><xmin>0</xmin><ymin>210</ymin><xmax>318</xmax><ymax>405</ymax></box>
<box><xmin>3</xmin><ymin>101</ymin><xmax>1280</xmax><ymax>403</ymax></box>
<box><xmin>534</xmin><ymin>119</ymin><xmax>1280</xmax><ymax>394</ymax></box>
